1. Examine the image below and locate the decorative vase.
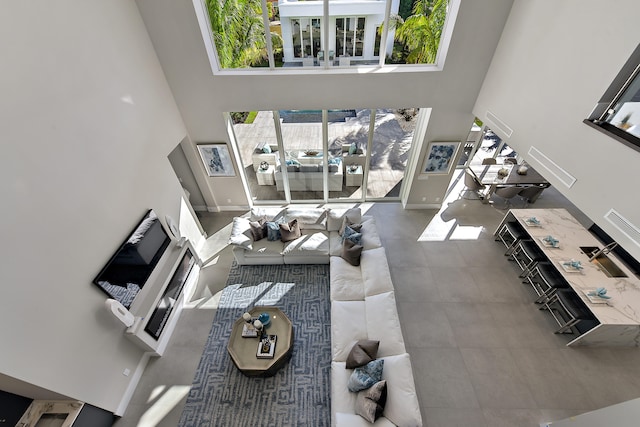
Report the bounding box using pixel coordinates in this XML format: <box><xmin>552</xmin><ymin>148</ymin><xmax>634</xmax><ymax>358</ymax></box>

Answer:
<box><xmin>259</xmin><ymin>161</ymin><xmax>269</xmax><ymax>171</ymax></box>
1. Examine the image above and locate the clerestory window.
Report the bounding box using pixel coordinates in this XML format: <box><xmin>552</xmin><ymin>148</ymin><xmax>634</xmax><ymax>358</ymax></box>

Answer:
<box><xmin>192</xmin><ymin>0</ymin><xmax>457</xmax><ymax>72</ymax></box>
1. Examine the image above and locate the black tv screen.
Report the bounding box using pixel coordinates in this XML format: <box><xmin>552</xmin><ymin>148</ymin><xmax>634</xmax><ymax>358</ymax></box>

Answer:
<box><xmin>93</xmin><ymin>209</ymin><xmax>171</xmax><ymax>308</ymax></box>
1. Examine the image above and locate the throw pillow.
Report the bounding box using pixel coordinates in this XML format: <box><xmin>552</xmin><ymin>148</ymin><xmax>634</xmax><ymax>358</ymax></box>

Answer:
<box><xmin>348</xmin><ymin>359</ymin><xmax>384</xmax><ymax>392</ymax></box>
<box><xmin>349</xmin><ymin>142</ymin><xmax>357</xmax><ymax>155</ymax></box>
<box><xmin>249</xmin><ymin>218</ymin><xmax>267</xmax><ymax>241</ymax></box>
<box><xmin>279</xmin><ymin>219</ymin><xmax>301</xmax><ymax>242</ymax></box>
<box><xmin>341</xmin><ymin>225</ymin><xmax>362</xmax><ymax>245</ymax></box>
<box><xmin>355</xmin><ymin>380</ymin><xmax>387</xmax><ymax>423</ymax></box>
<box><xmin>262</xmin><ymin>144</ymin><xmax>272</xmax><ymax>154</ymax></box>
<box><xmin>346</xmin><ymin>339</ymin><xmax>380</xmax><ymax>369</ymax></box>
<box><xmin>266</xmin><ymin>221</ymin><xmax>282</xmax><ymax>241</ymax></box>
<box><xmin>339</xmin><ymin>216</ymin><xmax>363</xmax><ymax>236</ymax></box>
<box><xmin>341</xmin><ymin>239</ymin><xmax>364</xmax><ymax>267</ymax></box>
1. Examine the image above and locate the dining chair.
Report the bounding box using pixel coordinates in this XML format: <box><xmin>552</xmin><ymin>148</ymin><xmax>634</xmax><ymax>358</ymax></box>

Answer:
<box><xmin>489</xmin><ymin>185</ymin><xmax>522</xmax><ymax>209</ymax></box>
<box><xmin>459</xmin><ymin>169</ymin><xmax>485</xmax><ymax>199</ymax></box>
<box><xmin>518</xmin><ymin>185</ymin><xmax>545</xmax><ymax>206</ymax></box>
<box><xmin>482</xmin><ymin>157</ymin><xmax>497</xmax><ymax>165</ymax></box>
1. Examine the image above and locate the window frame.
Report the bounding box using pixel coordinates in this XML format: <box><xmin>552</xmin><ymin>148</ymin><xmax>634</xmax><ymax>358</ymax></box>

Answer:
<box><xmin>192</xmin><ymin>0</ymin><xmax>460</xmax><ymax>75</ymax></box>
<box><xmin>584</xmin><ymin>43</ymin><xmax>640</xmax><ymax>154</ymax></box>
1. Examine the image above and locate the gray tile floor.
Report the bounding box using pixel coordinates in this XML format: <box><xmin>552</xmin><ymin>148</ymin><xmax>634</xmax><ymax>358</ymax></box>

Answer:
<box><xmin>114</xmin><ymin>176</ymin><xmax>640</xmax><ymax>427</ymax></box>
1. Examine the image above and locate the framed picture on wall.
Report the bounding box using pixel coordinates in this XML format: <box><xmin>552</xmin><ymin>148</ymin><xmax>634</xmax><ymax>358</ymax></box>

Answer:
<box><xmin>421</xmin><ymin>141</ymin><xmax>460</xmax><ymax>174</ymax></box>
<box><xmin>197</xmin><ymin>143</ymin><xmax>236</xmax><ymax>177</ymax></box>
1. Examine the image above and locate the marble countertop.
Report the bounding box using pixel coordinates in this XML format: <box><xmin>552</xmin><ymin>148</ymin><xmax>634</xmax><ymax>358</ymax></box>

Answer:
<box><xmin>508</xmin><ymin>208</ymin><xmax>640</xmax><ymax>326</ymax></box>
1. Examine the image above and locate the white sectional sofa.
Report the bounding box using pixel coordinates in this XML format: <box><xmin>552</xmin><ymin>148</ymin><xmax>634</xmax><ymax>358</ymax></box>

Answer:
<box><xmin>227</xmin><ymin>207</ymin><xmax>422</xmax><ymax>426</ymax></box>
<box><xmin>229</xmin><ymin>206</ymin><xmax>382</xmax><ymax>265</ymax></box>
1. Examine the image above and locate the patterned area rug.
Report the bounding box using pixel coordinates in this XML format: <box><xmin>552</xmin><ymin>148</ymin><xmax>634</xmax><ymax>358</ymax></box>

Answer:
<box><xmin>178</xmin><ymin>262</ymin><xmax>331</xmax><ymax>427</ymax></box>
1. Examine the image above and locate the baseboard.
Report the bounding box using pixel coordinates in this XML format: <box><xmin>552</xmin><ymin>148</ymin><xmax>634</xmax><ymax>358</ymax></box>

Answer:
<box><xmin>114</xmin><ymin>352</ymin><xmax>152</xmax><ymax>417</ymax></box>
<box><xmin>216</xmin><ymin>205</ymin><xmax>250</xmax><ymax>212</ymax></box>
<box><xmin>191</xmin><ymin>205</ymin><xmax>208</xmax><ymax>212</ymax></box>
<box><xmin>404</xmin><ymin>203</ymin><xmax>442</xmax><ymax>209</ymax></box>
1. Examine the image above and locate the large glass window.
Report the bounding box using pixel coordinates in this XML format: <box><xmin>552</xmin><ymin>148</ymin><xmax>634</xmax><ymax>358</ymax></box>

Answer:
<box><xmin>198</xmin><ymin>0</ymin><xmax>453</xmax><ymax>70</ymax></box>
<box><xmin>227</xmin><ymin>108</ymin><xmax>419</xmax><ymax>203</ymax></box>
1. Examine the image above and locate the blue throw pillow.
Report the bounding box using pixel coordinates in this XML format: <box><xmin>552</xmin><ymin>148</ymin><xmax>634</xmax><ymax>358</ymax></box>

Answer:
<box><xmin>266</xmin><ymin>221</ymin><xmax>282</xmax><ymax>241</ymax></box>
<box><xmin>262</xmin><ymin>144</ymin><xmax>272</xmax><ymax>154</ymax></box>
<box><xmin>348</xmin><ymin>359</ymin><xmax>384</xmax><ymax>392</ymax></box>
<box><xmin>341</xmin><ymin>225</ymin><xmax>362</xmax><ymax>245</ymax></box>
<box><xmin>349</xmin><ymin>142</ymin><xmax>357</xmax><ymax>155</ymax></box>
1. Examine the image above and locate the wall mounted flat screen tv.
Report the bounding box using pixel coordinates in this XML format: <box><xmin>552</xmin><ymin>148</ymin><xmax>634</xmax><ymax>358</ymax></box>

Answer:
<box><xmin>93</xmin><ymin>209</ymin><xmax>171</xmax><ymax>308</ymax></box>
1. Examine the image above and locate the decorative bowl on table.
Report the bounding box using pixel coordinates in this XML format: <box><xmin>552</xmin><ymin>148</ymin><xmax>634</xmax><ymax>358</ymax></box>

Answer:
<box><xmin>259</xmin><ymin>161</ymin><xmax>269</xmax><ymax>171</ymax></box>
<box><xmin>304</xmin><ymin>150</ymin><xmax>319</xmax><ymax>156</ymax></box>
<box><xmin>348</xmin><ymin>164</ymin><xmax>358</xmax><ymax>172</ymax></box>
<box><xmin>258</xmin><ymin>312</ymin><xmax>271</xmax><ymax>327</ymax></box>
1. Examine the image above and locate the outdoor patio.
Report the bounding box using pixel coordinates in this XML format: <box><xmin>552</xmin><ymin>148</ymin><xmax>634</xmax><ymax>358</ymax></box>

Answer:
<box><xmin>231</xmin><ymin>109</ymin><xmax>415</xmax><ymax>201</ymax></box>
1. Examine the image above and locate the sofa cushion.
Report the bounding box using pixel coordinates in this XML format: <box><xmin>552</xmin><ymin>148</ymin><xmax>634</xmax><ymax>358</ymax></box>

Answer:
<box><xmin>335</xmin><ymin>413</ymin><xmax>395</xmax><ymax>427</ymax></box>
<box><xmin>360</xmin><ymin>247</ymin><xmax>395</xmax><ymax>297</ymax></box>
<box><xmin>281</xmin><ymin>231</ymin><xmax>329</xmax><ymax>256</ymax></box>
<box><xmin>228</xmin><ymin>217</ymin><xmax>253</xmax><ymax>250</ymax></box>
<box><xmin>360</xmin><ymin>217</ymin><xmax>383</xmax><ymax>250</ymax></box>
<box><xmin>365</xmin><ymin>292</ymin><xmax>406</xmax><ymax>357</ymax></box>
<box><xmin>280</xmin><ymin>219</ymin><xmax>301</xmax><ymax>242</ymax></box>
<box><xmin>348</xmin><ymin>359</ymin><xmax>384</xmax><ymax>392</ymax></box>
<box><xmin>332</xmin><ymin>362</ymin><xmax>358</xmax><ymax>424</ymax></box>
<box><xmin>241</xmin><ymin>239</ymin><xmax>284</xmax><ymax>258</ymax></box>
<box><xmin>331</xmin><ymin>301</ymin><xmax>367</xmax><ymax>361</ymax></box>
<box><xmin>285</xmin><ymin>207</ymin><xmax>327</xmax><ymax>230</ymax></box>
<box><xmin>251</xmin><ymin>207</ymin><xmax>286</xmax><ymax>222</ymax></box>
<box><xmin>380</xmin><ymin>353</ymin><xmax>422</xmax><ymax>427</ymax></box>
<box><xmin>346</xmin><ymin>339</ymin><xmax>379</xmax><ymax>369</ymax></box>
<box><xmin>341</xmin><ymin>239</ymin><xmax>363</xmax><ymax>267</ymax></box>
<box><xmin>330</xmin><ymin>256</ymin><xmax>365</xmax><ymax>301</ymax></box>
<box><xmin>355</xmin><ymin>380</ymin><xmax>387</xmax><ymax>423</ymax></box>
<box><xmin>328</xmin><ymin>208</ymin><xmax>362</xmax><ymax>232</ymax></box>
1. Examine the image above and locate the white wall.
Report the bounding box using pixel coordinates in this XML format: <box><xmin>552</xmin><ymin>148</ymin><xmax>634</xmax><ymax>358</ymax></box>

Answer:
<box><xmin>135</xmin><ymin>0</ymin><xmax>515</xmax><ymax>209</ymax></box>
<box><xmin>473</xmin><ymin>0</ymin><xmax>640</xmax><ymax>260</ymax></box>
<box><xmin>0</xmin><ymin>0</ymin><xmax>187</xmax><ymax>412</ymax></box>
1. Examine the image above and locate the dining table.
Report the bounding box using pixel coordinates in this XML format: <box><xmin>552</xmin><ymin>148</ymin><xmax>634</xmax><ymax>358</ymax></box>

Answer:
<box><xmin>469</xmin><ymin>163</ymin><xmax>550</xmax><ymax>203</ymax></box>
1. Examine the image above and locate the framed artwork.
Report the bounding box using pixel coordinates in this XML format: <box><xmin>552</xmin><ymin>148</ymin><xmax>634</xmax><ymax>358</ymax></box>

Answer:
<box><xmin>421</xmin><ymin>141</ymin><xmax>460</xmax><ymax>174</ymax></box>
<box><xmin>197</xmin><ymin>143</ymin><xmax>236</xmax><ymax>177</ymax></box>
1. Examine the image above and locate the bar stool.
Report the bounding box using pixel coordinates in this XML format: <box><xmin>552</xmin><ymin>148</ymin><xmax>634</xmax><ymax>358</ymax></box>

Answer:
<box><xmin>523</xmin><ymin>262</ymin><xmax>569</xmax><ymax>303</ymax></box>
<box><xmin>495</xmin><ymin>221</ymin><xmax>528</xmax><ymax>256</ymax></box>
<box><xmin>542</xmin><ymin>289</ymin><xmax>597</xmax><ymax>334</ymax></box>
<box><xmin>509</xmin><ymin>239</ymin><xmax>546</xmax><ymax>278</ymax></box>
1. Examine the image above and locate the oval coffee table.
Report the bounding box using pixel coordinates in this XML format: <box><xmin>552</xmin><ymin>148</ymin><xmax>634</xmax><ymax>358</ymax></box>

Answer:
<box><xmin>227</xmin><ymin>306</ymin><xmax>293</xmax><ymax>377</ymax></box>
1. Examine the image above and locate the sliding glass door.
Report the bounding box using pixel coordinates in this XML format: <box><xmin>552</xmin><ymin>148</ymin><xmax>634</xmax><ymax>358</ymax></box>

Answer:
<box><xmin>228</xmin><ymin>108</ymin><xmax>419</xmax><ymax>204</ymax></box>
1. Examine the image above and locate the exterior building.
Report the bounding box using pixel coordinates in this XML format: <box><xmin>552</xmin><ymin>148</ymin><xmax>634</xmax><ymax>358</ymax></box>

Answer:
<box><xmin>278</xmin><ymin>0</ymin><xmax>399</xmax><ymax>65</ymax></box>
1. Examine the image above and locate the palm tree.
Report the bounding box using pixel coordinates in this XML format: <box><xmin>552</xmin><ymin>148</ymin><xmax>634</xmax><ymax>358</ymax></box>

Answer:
<box><xmin>206</xmin><ymin>0</ymin><xmax>282</xmax><ymax>68</ymax></box>
<box><xmin>392</xmin><ymin>0</ymin><xmax>448</xmax><ymax>64</ymax></box>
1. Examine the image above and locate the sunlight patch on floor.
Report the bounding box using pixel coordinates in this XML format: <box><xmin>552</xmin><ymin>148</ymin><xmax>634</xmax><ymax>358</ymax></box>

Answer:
<box><xmin>139</xmin><ymin>385</ymin><xmax>191</xmax><ymax>427</ymax></box>
<box><xmin>418</xmin><ymin>169</ymin><xmax>483</xmax><ymax>241</ymax></box>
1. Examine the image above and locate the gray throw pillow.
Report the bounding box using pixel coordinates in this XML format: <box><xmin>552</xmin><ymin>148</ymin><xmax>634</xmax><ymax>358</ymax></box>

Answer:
<box><xmin>355</xmin><ymin>380</ymin><xmax>387</xmax><ymax>423</ymax></box>
<box><xmin>249</xmin><ymin>218</ymin><xmax>267</xmax><ymax>241</ymax></box>
<box><xmin>279</xmin><ymin>219</ymin><xmax>301</xmax><ymax>242</ymax></box>
<box><xmin>341</xmin><ymin>239</ymin><xmax>363</xmax><ymax>267</ymax></box>
<box><xmin>346</xmin><ymin>339</ymin><xmax>380</xmax><ymax>369</ymax></box>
